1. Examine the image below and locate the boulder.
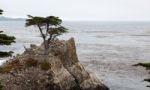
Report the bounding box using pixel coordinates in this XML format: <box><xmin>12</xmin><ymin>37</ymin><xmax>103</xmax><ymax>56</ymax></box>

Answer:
<box><xmin>0</xmin><ymin>38</ymin><xmax>109</xmax><ymax>90</ymax></box>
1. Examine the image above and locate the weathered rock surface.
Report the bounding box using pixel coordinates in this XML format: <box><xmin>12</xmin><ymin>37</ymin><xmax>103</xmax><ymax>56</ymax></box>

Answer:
<box><xmin>0</xmin><ymin>38</ymin><xmax>109</xmax><ymax>90</ymax></box>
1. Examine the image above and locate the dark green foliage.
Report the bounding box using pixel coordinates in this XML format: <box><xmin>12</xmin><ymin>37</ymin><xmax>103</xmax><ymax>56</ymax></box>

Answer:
<box><xmin>26</xmin><ymin>15</ymin><xmax>45</xmax><ymax>27</ymax></box>
<box><xmin>48</xmin><ymin>26</ymin><xmax>67</xmax><ymax>40</ymax></box>
<box><xmin>26</xmin><ymin>15</ymin><xmax>62</xmax><ymax>27</ymax></box>
<box><xmin>26</xmin><ymin>15</ymin><xmax>67</xmax><ymax>52</ymax></box>
<box><xmin>25</xmin><ymin>58</ymin><xmax>38</xmax><ymax>67</ymax></box>
<box><xmin>0</xmin><ymin>9</ymin><xmax>3</xmax><ymax>15</ymax></box>
<box><xmin>40</xmin><ymin>61</ymin><xmax>51</xmax><ymax>71</ymax></box>
<box><xmin>0</xmin><ymin>9</ymin><xmax>16</xmax><ymax>57</ymax></box>
<box><xmin>0</xmin><ymin>51</ymin><xmax>13</xmax><ymax>57</ymax></box>
<box><xmin>0</xmin><ymin>31</ymin><xmax>15</xmax><ymax>57</ymax></box>
<box><xmin>0</xmin><ymin>31</ymin><xmax>15</xmax><ymax>45</ymax></box>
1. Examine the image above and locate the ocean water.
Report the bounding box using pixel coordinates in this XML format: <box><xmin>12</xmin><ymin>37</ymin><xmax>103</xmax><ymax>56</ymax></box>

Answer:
<box><xmin>0</xmin><ymin>21</ymin><xmax>150</xmax><ymax>90</ymax></box>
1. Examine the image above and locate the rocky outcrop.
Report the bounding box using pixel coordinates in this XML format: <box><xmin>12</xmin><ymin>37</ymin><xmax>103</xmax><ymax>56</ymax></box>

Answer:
<box><xmin>0</xmin><ymin>38</ymin><xmax>109</xmax><ymax>90</ymax></box>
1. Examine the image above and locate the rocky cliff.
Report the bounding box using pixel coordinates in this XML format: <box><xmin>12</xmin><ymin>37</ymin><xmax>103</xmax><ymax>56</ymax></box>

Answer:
<box><xmin>0</xmin><ymin>38</ymin><xmax>109</xmax><ymax>90</ymax></box>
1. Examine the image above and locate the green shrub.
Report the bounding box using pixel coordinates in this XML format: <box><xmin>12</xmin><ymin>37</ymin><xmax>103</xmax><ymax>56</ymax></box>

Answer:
<box><xmin>25</xmin><ymin>58</ymin><xmax>38</xmax><ymax>67</ymax></box>
<box><xmin>40</xmin><ymin>61</ymin><xmax>51</xmax><ymax>71</ymax></box>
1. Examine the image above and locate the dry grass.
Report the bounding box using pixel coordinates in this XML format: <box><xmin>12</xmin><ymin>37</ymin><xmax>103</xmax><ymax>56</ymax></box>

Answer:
<box><xmin>0</xmin><ymin>59</ymin><xmax>21</xmax><ymax>73</ymax></box>
<box><xmin>0</xmin><ymin>58</ymin><xmax>39</xmax><ymax>74</ymax></box>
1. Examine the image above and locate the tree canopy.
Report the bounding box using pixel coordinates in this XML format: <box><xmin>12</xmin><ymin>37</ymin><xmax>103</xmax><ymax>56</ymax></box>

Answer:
<box><xmin>26</xmin><ymin>15</ymin><xmax>67</xmax><ymax>53</ymax></box>
<box><xmin>0</xmin><ymin>9</ymin><xmax>16</xmax><ymax>57</ymax></box>
<box><xmin>0</xmin><ymin>9</ymin><xmax>3</xmax><ymax>15</ymax></box>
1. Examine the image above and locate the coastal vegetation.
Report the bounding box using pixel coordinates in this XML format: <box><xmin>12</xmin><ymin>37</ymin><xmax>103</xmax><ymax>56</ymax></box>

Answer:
<box><xmin>0</xmin><ymin>9</ymin><xmax>15</xmax><ymax>57</ymax></box>
<box><xmin>26</xmin><ymin>15</ymin><xmax>67</xmax><ymax>54</ymax></box>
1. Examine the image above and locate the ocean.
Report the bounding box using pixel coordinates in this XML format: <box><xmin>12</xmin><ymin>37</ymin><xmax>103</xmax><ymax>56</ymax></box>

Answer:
<box><xmin>0</xmin><ymin>21</ymin><xmax>150</xmax><ymax>90</ymax></box>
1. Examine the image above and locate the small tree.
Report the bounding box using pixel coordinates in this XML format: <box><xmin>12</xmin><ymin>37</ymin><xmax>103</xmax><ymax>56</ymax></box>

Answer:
<box><xmin>0</xmin><ymin>9</ymin><xmax>16</xmax><ymax>57</ymax></box>
<box><xmin>26</xmin><ymin>15</ymin><xmax>67</xmax><ymax>53</ymax></box>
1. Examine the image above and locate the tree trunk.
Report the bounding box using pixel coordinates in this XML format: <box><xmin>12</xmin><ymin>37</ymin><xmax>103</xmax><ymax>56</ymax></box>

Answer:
<box><xmin>37</xmin><ymin>25</ymin><xmax>48</xmax><ymax>54</ymax></box>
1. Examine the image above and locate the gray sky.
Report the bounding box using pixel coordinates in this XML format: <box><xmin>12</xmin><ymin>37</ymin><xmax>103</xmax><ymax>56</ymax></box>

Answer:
<box><xmin>0</xmin><ymin>0</ymin><xmax>150</xmax><ymax>21</ymax></box>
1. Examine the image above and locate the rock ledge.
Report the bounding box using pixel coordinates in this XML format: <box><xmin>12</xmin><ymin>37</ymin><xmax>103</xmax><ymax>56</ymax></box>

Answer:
<box><xmin>0</xmin><ymin>38</ymin><xmax>109</xmax><ymax>90</ymax></box>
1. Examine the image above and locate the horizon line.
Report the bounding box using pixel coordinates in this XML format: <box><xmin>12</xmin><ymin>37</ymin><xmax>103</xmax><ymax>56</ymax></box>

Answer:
<box><xmin>1</xmin><ymin>16</ymin><xmax>150</xmax><ymax>22</ymax></box>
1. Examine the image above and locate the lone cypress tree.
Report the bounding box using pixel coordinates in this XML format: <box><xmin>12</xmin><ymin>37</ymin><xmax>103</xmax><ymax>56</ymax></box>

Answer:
<box><xmin>0</xmin><ymin>9</ymin><xmax>15</xmax><ymax>57</ymax></box>
<box><xmin>26</xmin><ymin>15</ymin><xmax>67</xmax><ymax>54</ymax></box>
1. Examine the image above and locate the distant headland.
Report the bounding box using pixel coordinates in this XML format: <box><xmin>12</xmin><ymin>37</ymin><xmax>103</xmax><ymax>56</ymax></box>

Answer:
<box><xmin>0</xmin><ymin>16</ymin><xmax>25</xmax><ymax>21</ymax></box>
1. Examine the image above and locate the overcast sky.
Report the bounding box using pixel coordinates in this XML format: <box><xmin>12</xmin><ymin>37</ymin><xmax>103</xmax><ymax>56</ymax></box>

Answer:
<box><xmin>0</xmin><ymin>0</ymin><xmax>150</xmax><ymax>21</ymax></box>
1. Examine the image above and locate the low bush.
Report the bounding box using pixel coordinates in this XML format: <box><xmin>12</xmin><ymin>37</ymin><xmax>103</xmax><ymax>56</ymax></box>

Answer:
<box><xmin>40</xmin><ymin>61</ymin><xmax>51</xmax><ymax>71</ymax></box>
<box><xmin>25</xmin><ymin>58</ymin><xmax>38</xmax><ymax>67</ymax></box>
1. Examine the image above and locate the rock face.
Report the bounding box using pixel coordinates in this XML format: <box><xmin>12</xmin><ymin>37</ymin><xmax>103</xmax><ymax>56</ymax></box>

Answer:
<box><xmin>0</xmin><ymin>38</ymin><xmax>109</xmax><ymax>90</ymax></box>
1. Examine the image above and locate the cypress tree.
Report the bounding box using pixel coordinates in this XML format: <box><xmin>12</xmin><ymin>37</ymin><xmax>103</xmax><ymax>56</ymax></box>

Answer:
<box><xmin>0</xmin><ymin>9</ymin><xmax>15</xmax><ymax>57</ymax></box>
<box><xmin>26</xmin><ymin>15</ymin><xmax>67</xmax><ymax>54</ymax></box>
